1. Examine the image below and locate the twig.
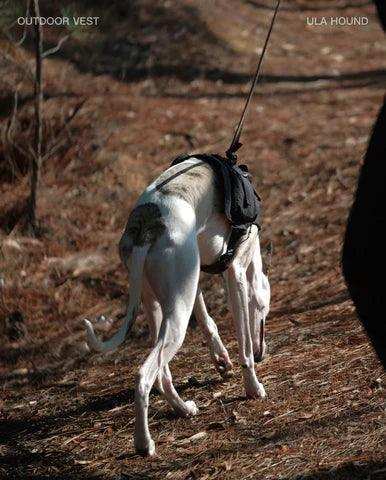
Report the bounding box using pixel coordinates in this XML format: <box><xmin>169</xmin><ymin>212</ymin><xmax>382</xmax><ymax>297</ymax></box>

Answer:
<box><xmin>16</xmin><ymin>0</ymin><xmax>31</xmax><ymax>46</ymax></box>
<box><xmin>1</xmin><ymin>88</ymin><xmax>31</xmax><ymax>179</ymax></box>
<box><xmin>42</xmin><ymin>99</ymin><xmax>86</xmax><ymax>161</ymax></box>
<box><xmin>63</xmin><ymin>429</ymin><xmax>96</xmax><ymax>446</ymax></box>
<box><xmin>5</xmin><ymin>91</ymin><xmax>23</xmax><ymax>179</ymax></box>
<box><xmin>42</xmin><ymin>35</ymin><xmax>69</xmax><ymax>59</ymax></box>
<box><xmin>263</xmin><ymin>409</ymin><xmax>295</xmax><ymax>426</ymax></box>
<box><xmin>0</xmin><ymin>275</ymin><xmax>9</xmax><ymax>314</ymax></box>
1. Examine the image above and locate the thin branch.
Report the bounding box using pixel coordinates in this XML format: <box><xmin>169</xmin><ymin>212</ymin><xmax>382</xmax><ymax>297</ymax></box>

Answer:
<box><xmin>0</xmin><ymin>88</ymin><xmax>33</xmax><ymax>180</ymax></box>
<box><xmin>16</xmin><ymin>0</ymin><xmax>31</xmax><ymax>46</ymax></box>
<box><xmin>0</xmin><ymin>276</ymin><xmax>9</xmax><ymax>314</ymax></box>
<box><xmin>5</xmin><ymin>90</ymin><xmax>19</xmax><ymax>142</ymax></box>
<box><xmin>42</xmin><ymin>99</ymin><xmax>86</xmax><ymax>161</ymax></box>
<box><xmin>3</xmin><ymin>90</ymin><xmax>23</xmax><ymax>179</ymax></box>
<box><xmin>42</xmin><ymin>35</ymin><xmax>69</xmax><ymax>59</ymax></box>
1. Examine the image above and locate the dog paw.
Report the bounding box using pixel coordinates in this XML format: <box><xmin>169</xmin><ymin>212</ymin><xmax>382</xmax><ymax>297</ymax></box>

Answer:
<box><xmin>245</xmin><ymin>382</ymin><xmax>266</xmax><ymax>399</ymax></box>
<box><xmin>184</xmin><ymin>400</ymin><xmax>199</xmax><ymax>416</ymax></box>
<box><xmin>135</xmin><ymin>438</ymin><xmax>156</xmax><ymax>457</ymax></box>
<box><xmin>253</xmin><ymin>342</ymin><xmax>268</xmax><ymax>363</ymax></box>
<box><xmin>213</xmin><ymin>353</ymin><xmax>233</xmax><ymax>376</ymax></box>
<box><xmin>208</xmin><ymin>336</ymin><xmax>233</xmax><ymax>376</ymax></box>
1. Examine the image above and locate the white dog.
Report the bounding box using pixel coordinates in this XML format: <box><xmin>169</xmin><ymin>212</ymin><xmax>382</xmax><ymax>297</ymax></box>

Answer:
<box><xmin>84</xmin><ymin>156</ymin><xmax>270</xmax><ymax>456</ymax></box>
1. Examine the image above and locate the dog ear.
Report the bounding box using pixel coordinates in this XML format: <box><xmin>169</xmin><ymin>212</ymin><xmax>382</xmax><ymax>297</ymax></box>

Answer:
<box><xmin>262</xmin><ymin>241</ymin><xmax>273</xmax><ymax>275</ymax></box>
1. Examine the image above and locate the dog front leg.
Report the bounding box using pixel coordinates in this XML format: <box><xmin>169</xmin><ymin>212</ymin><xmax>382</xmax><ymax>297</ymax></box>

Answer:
<box><xmin>194</xmin><ymin>288</ymin><xmax>233</xmax><ymax>376</ymax></box>
<box><xmin>224</xmin><ymin>263</ymin><xmax>266</xmax><ymax>398</ymax></box>
<box><xmin>246</xmin><ymin>243</ymin><xmax>270</xmax><ymax>363</ymax></box>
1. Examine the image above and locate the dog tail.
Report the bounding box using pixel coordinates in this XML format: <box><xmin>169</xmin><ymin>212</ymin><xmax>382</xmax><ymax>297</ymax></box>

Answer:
<box><xmin>84</xmin><ymin>245</ymin><xmax>149</xmax><ymax>353</ymax></box>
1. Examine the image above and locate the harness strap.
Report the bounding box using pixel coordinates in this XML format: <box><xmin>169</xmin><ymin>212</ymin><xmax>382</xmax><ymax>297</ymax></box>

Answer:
<box><xmin>201</xmin><ymin>226</ymin><xmax>248</xmax><ymax>274</ymax></box>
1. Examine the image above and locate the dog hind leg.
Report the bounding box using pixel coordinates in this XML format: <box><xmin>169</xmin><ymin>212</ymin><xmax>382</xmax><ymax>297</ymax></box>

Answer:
<box><xmin>134</xmin><ymin>237</ymin><xmax>200</xmax><ymax>456</ymax></box>
<box><xmin>142</xmin><ymin>278</ymin><xmax>198</xmax><ymax>417</ymax></box>
<box><xmin>141</xmin><ymin>278</ymin><xmax>165</xmax><ymax>396</ymax></box>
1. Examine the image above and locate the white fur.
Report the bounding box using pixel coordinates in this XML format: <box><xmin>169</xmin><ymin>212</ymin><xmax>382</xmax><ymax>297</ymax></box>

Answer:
<box><xmin>84</xmin><ymin>158</ymin><xmax>270</xmax><ymax>456</ymax></box>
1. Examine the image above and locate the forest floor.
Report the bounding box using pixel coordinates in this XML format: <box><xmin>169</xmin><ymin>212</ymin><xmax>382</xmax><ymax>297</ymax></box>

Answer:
<box><xmin>1</xmin><ymin>1</ymin><xmax>385</xmax><ymax>479</ymax></box>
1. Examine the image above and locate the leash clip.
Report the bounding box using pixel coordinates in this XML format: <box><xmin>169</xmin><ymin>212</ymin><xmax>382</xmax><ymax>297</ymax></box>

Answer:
<box><xmin>226</xmin><ymin>141</ymin><xmax>242</xmax><ymax>164</ymax></box>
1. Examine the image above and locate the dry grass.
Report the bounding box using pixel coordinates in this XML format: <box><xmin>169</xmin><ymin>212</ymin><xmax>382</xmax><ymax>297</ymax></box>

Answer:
<box><xmin>1</xmin><ymin>1</ymin><xmax>385</xmax><ymax>479</ymax></box>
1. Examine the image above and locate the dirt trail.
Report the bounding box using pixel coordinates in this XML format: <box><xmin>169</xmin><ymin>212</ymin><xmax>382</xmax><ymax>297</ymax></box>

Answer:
<box><xmin>1</xmin><ymin>1</ymin><xmax>385</xmax><ymax>479</ymax></box>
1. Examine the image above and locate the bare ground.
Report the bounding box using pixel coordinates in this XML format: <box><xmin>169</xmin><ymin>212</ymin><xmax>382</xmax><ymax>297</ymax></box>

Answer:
<box><xmin>0</xmin><ymin>1</ymin><xmax>385</xmax><ymax>479</ymax></box>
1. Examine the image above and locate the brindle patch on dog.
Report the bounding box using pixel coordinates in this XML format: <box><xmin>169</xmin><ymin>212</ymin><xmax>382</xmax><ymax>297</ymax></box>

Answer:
<box><xmin>185</xmin><ymin>165</ymin><xmax>222</xmax><ymax>192</ymax></box>
<box><xmin>121</xmin><ymin>203</ymin><xmax>165</xmax><ymax>251</ymax></box>
<box><xmin>184</xmin><ymin>170</ymin><xmax>205</xmax><ymax>179</ymax></box>
<box><xmin>158</xmin><ymin>184</ymin><xmax>190</xmax><ymax>202</ymax></box>
<box><xmin>156</xmin><ymin>162</ymin><xmax>222</xmax><ymax>210</ymax></box>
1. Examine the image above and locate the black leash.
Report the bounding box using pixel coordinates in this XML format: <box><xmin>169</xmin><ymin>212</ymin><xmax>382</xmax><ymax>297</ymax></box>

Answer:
<box><xmin>226</xmin><ymin>0</ymin><xmax>281</xmax><ymax>163</ymax></box>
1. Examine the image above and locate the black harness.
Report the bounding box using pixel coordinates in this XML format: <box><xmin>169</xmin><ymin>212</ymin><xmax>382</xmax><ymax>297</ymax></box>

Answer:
<box><xmin>172</xmin><ymin>153</ymin><xmax>261</xmax><ymax>274</ymax></box>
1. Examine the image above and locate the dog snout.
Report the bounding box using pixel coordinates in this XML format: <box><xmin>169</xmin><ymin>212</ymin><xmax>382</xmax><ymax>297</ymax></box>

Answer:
<box><xmin>254</xmin><ymin>351</ymin><xmax>264</xmax><ymax>363</ymax></box>
<box><xmin>254</xmin><ymin>342</ymin><xmax>267</xmax><ymax>363</ymax></box>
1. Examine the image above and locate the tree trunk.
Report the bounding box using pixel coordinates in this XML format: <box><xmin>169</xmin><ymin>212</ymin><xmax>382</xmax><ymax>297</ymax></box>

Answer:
<box><xmin>28</xmin><ymin>0</ymin><xmax>43</xmax><ymax>234</ymax></box>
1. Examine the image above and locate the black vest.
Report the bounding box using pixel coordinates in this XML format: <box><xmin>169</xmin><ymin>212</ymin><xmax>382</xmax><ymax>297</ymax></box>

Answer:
<box><xmin>171</xmin><ymin>153</ymin><xmax>261</xmax><ymax>274</ymax></box>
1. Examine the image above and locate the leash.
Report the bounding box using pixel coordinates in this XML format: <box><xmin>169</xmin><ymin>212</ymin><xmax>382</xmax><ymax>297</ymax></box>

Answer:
<box><xmin>226</xmin><ymin>0</ymin><xmax>281</xmax><ymax>163</ymax></box>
